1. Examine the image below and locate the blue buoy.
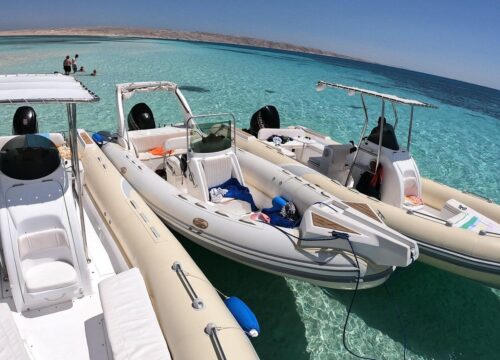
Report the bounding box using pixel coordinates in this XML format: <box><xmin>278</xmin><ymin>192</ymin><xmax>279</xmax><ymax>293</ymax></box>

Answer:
<box><xmin>224</xmin><ymin>296</ymin><xmax>260</xmax><ymax>337</ymax></box>
<box><xmin>92</xmin><ymin>132</ymin><xmax>106</xmax><ymax>145</ymax></box>
<box><xmin>263</xmin><ymin>195</ymin><xmax>288</xmax><ymax>213</ymax></box>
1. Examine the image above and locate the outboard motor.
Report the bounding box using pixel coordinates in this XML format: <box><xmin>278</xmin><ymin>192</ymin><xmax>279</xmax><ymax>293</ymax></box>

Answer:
<box><xmin>127</xmin><ymin>103</ymin><xmax>155</xmax><ymax>131</ymax></box>
<box><xmin>13</xmin><ymin>106</ymin><xmax>38</xmax><ymax>135</ymax></box>
<box><xmin>247</xmin><ymin>105</ymin><xmax>280</xmax><ymax>137</ymax></box>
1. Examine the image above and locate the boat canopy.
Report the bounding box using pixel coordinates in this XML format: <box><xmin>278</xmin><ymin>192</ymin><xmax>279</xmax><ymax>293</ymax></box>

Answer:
<box><xmin>315</xmin><ymin>79</ymin><xmax>437</xmax><ymax>179</ymax></box>
<box><xmin>0</xmin><ymin>73</ymin><xmax>100</xmax><ymax>263</ymax></box>
<box><xmin>117</xmin><ymin>81</ymin><xmax>178</xmax><ymax>99</ymax></box>
<box><xmin>0</xmin><ymin>74</ymin><xmax>99</xmax><ymax>104</ymax></box>
<box><xmin>116</xmin><ymin>80</ymin><xmax>193</xmax><ymax>138</ymax></box>
<box><xmin>316</xmin><ymin>81</ymin><xmax>437</xmax><ymax>108</ymax></box>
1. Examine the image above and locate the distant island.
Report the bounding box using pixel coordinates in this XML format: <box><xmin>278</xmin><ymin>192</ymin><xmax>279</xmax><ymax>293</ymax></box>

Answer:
<box><xmin>0</xmin><ymin>26</ymin><xmax>361</xmax><ymax>61</ymax></box>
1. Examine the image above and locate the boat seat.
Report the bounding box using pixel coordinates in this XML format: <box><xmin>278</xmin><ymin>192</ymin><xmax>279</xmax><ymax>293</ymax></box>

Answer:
<box><xmin>128</xmin><ymin>127</ymin><xmax>185</xmax><ymax>153</ymax></box>
<box><xmin>99</xmin><ymin>268</ymin><xmax>171</xmax><ymax>360</ymax></box>
<box><xmin>189</xmin><ymin>153</ymin><xmax>245</xmax><ymax>203</ymax></box>
<box><xmin>202</xmin><ymin>154</ymin><xmax>241</xmax><ymax>189</ymax></box>
<box><xmin>0</xmin><ymin>303</ymin><xmax>30</xmax><ymax>360</ymax></box>
<box><xmin>164</xmin><ymin>136</ymin><xmax>187</xmax><ymax>153</ymax></box>
<box><xmin>308</xmin><ymin>156</ymin><xmax>321</xmax><ymax>167</ymax></box>
<box><xmin>257</xmin><ymin>128</ymin><xmax>305</xmax><ymax>140</ymax></box>
<box><xmin>313</xmin><ymin>144</ymin><xmax>353</xmax><ymax>180</ymax></box>
<box><xmin>18</xmin><ymin>228</ymin><xmax>77</xmax><ymax>293</ymax></box>
<box><xmin>24</xmin><ymin>261</ymin><xmax>77</xmax><ymax>293</ymax></box>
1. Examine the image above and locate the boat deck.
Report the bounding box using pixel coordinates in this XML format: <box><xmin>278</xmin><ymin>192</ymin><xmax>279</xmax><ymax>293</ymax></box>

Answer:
<box><xmin>0</xmin><ymin>210</ymin><xmax>116</xmax><ymax>360</ymax></box>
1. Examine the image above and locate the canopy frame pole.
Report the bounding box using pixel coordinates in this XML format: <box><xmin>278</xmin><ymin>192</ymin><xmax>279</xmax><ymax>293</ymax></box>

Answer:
<box><xmin>66</xmin><ymin>103</ymin><xmax>89</xmax><ymax>263</ymax></box>
<box><xmin>116</xmin><ymin>88</ymin><xmax>128</xmax><ymax>148</ymax></box>
<box><xmin>344</xmin><ymin>93</ymin><xmax>369</xmax><ymax>186</ymax></box>
<box><xmin>376</xmin><ymin>100</ymin><xmax>385</xmax><ymax>172</ymax></box>
<box><xmin>407</xmin><ymin>105</ymin><xmax>414</xmax><ymax>152</ymax></box>
<box><xmin>391</xmin><ymin>101</ymin><xmax>399</xmax><ymax>131</ymax></box>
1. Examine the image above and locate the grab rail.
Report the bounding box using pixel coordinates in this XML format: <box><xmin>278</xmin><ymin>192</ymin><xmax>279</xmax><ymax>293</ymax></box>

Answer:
<box><xmin>205</xmin><ymin>323</ymin><xmax>228</xmax><ymax>360</ymax></box>
<box><xmin>479</xmin><ymin>230</ymin><xmax>500</xmax><ymax>237</ymax></box>
<box><xmin>406</xmin><ymin>209</ymin><xmax>448</xmax><ymax>225</ymax></box>
<box><xmin>171</xmin><ymin>261</ymin><xmax>204</xmax><ymax>309</ymax></box>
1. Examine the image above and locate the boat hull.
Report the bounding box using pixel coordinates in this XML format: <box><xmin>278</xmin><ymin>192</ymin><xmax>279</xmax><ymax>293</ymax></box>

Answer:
<box><xmin>236</xmin><ymin>129</ymin><xmax>500</xmax><ymax>288</ymax></box>
<box><xmin>102</xmin><ymin>142</ymin><xmax>396</xmax><ymax>290</ymax></box>
<box><xmin>80</xmin><ymin>132</ymin><xmax>258</xmax><ymax>360</ymax></box>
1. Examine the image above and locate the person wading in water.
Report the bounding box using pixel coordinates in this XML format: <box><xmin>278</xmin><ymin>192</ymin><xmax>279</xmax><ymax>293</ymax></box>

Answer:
<box><xmin>63</xmin><ymin>56</ymin><xmax>72</xmax><ymax>75</ymax></box>
<box><xmin>72</xmin><ymin>54</ymin><xmax>79</xmax><ymax>73</ymax></box>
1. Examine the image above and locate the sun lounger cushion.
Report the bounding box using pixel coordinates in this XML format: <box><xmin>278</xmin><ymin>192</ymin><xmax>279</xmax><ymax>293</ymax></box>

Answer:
<box><xmin>99</xmin><ymin>268</ymin><xmax>171</xmax><ymax>360</ymax></box>
<box><xmin>0</xmin><ymin>303</ymin><xmax>30</xmax><ymax>360</ymax></box>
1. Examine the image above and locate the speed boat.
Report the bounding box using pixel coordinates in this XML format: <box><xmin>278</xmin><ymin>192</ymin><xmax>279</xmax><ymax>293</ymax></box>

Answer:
<box><xmin>0</xmin><ymin>74</ymin><xmax>258</xmax><ymax>360</ymax></box>
<box><xmin>237</xmin><ymin>80</ymin><xmax>500</xmax><ymax>288</ymax></box>
<box><xmin>100</xmin><ymin>80</ymin><xmax>419</xmax><ymax>291</ymax></box>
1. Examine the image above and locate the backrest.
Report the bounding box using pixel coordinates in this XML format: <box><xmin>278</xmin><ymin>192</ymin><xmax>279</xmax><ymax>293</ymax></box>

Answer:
<box><xmin>202</xmin><ymin>155</ymin><xmax>237</xmax><ymax>188</ymax></box>
<box><xmin>164</xmin><ymin>136</ymin><xmax>187</xmax><ymax>153</ymax></box>
<box><xmin>320</xmin><ymin>144</ymin><xmax>353</xmax><ymax>173</ymax></box>
<box><xmin>128</xmin><ymin>127</ymin><xmax>185</xmax><ymax>153</ymax></box>
<box><xmin>18</xmin><ymin>228</ymin><xmax>72</xmax><ymax>263</ymax></box>
<box><xmin>188</xmin><ymin>153</ymin><xmax>245</xmax><ymax>202</ymax></box>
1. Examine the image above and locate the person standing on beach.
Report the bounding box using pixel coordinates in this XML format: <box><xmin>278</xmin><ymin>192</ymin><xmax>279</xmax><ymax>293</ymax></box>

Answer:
<box><xmin>63</xmin><ymin>55</ymin><xmax>72</xmax><ymax>75</ymax></box>
<box><xmin>72</xmin><ymin>54</ymin><xmax>79</xmax><ymax>73</ymax></box>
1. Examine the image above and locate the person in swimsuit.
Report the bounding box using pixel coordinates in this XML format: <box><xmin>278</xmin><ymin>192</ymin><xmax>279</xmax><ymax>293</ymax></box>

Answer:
<box><xmin>63</xmin><ymin>56</ymin><xmax>72</xmax><ymax>75</ymax></box>
<box><xmin>91</xmin><ymin>69</ymin><xmax>97</xmax><ymax>76</ymax></box>
<box><xmin>72</xmin><ymin>54</ymin><xmax>79</xmax><ymax>73</ymax></box>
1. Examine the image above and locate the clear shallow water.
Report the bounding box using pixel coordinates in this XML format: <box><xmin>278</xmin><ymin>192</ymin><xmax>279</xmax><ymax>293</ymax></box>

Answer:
<box><xmin>1</xmin><ymin>36</ymin><xmax>499</xmax><ymax>359</ymax></box>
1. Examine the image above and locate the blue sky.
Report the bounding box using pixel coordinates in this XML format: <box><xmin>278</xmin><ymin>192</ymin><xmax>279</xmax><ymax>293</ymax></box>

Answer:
<box><xmin>2</xmin><ymin>0</ymin><xmax>499</xmax><ymax>89</ymax></box>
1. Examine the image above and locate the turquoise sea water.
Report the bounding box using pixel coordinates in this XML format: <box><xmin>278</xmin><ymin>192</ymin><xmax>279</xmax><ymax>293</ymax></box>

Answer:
<box><xmin>1</xmin><ymin>36</ymin><xmax>499</xmax><ymax>359</ymax></box>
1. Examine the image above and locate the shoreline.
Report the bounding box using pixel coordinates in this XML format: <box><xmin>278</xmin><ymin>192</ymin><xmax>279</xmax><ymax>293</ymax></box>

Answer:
<box><xmin>2</xmin><ymin>27</ymin><xmax>498</xmax><ymax>91</ymax></box>
<box><xmin>0</xmin><ymin>26</ymin><xmax>363</xmax><ymax>62</ymax></box>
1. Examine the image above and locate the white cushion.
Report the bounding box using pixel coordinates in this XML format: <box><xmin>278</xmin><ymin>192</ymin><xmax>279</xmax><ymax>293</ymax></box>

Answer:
<box><xmin>18</xmin><ymin>228</ymin><xmax>70</xmax><ymax>260</ymax></box>
<box><xmin>163</xmin><ymin>136</ymin><xmax>187</xmax><ymax>152</ymax></box>
<box><xmin>129</xmin><ymin>127</ymin><xmax>185</xmax><ymax>153</ymax></box>
<box><xmin>24</xmin><ymin>260</ymin><xmax>77</xmax><ymax>293</ymax></box>
<box><xmin>257</xmin><ymin>128</ymin><xmax>305</xmax><ymax>140</ymax></box>
<box><xmin>99</xmin><ymin>268</ymin><xmax>171</xmax><ymax>360</ymax></box>
<box><xmin>0</xmin><ymin>303</ymin><xmax>30</xmax><ymax>360</ymax></box>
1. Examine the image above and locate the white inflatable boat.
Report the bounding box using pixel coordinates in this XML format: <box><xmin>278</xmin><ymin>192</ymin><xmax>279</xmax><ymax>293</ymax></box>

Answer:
<box><xmin>101</xmin><ymin>81</ymin><xmax>419</xmax><ymax>290</ymax></box>
<box><xmin>0</xmin><ymin>74</ymin><xmax>258</xmax><ymax>360</ymax></box>
<box><xmin>238</xmin><ymin>80</ymin><xmax>500</xmax><ymax>288</ymax></box>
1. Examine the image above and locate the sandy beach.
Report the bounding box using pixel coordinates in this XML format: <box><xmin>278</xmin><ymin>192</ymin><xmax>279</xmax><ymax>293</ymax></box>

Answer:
<box><xmin>0</xmin><ymin>26</ymin><xmax>359</xmax><ymax>61</ymax></box>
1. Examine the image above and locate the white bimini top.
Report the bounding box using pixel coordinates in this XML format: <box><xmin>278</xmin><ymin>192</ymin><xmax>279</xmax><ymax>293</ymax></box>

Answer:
<box><xmin>0</xmin><ymin>73</ymin><xmax>99</xmax><ymax>104</ymax></box>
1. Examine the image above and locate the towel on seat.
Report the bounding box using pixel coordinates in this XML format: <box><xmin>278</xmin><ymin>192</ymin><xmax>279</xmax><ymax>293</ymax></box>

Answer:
<box><xmin>209</xmin><ymin>178</ymin><xmax>258</xmax><ymax>211</ymax></box>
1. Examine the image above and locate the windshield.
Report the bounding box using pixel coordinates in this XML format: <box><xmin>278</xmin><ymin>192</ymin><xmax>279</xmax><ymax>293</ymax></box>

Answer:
<box><xmin>188</xmin><ymin>116</ymin><xmax>233</xmax><ymax>153</ymax></box>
